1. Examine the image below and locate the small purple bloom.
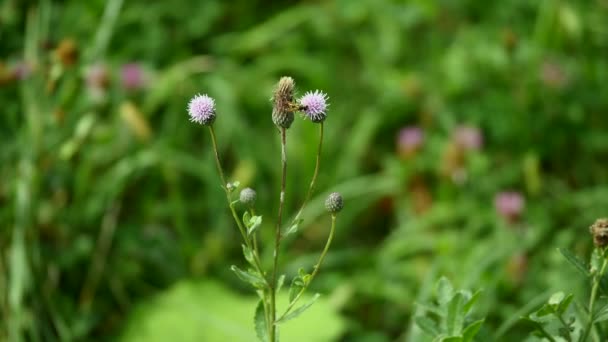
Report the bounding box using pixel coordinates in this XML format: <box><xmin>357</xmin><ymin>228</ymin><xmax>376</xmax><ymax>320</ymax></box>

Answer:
<box><xmin>12</xmin><ymin>61</ymin><xmax>32</xmax><ymax>80</ymax></box>
<box><xmin>454</xmin><ymin>125</ymin><xmax>483</xmax><ymax>151</ymax></box>
<box><xmin>299</xmin><ymin>90</ymin><xmax>329</xmax><ymax>123</ymax></box>
<box><xmin>494</xmin><ymin>191</ymin><xmax>525</xmax><ymax>223</ymax></box>
<box><xmin>121</xmin><ymin>63</ymin><xmax>146</xmax><ymax>90</ymax></box>
<box><xmin>397</xmin><ymin>126</ymin><xmax>424</xmax><ymax>156</ymax></box>
<box><xmin>188</xmin><ymin>94</ymin><xmax>216</xmax><ymax>126</ymax></box>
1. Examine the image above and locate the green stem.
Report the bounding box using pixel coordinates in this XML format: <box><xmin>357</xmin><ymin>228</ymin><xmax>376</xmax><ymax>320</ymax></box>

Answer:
<box><xmin>270</xmin><ymin>128</ymin><xmax>287</xmax><ymax>342</ymax></box>
<box><xmin>208</xmin><ymin>126</ymin><xmax>265</xmax><ymax>278</ymax></box>
<box><xmin>291</xmin><ymin>123</ymin><xmax>323</xmax><ymax>225</ymax></box>
<box><xmin>277</xmin><ymin>214</ymin><xmax>336</xmax><ymax>321</ymax></box>
<box><xmin>582</xmin><ymin>250</ymin><xmax>608</xmax><ymax>342</ymax></box>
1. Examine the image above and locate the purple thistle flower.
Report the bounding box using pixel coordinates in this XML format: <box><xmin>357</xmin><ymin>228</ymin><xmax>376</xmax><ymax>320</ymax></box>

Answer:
<box><xmin>397</xmin><ymin>126</ymin><xmax>424</xmax><ymax>157</ymax></box>
<box><xmin>188</xmin><ymin>94</ymin><xmax>216</xmax><ymax>126</ymax></box>
<box><xmin>454</xmin><ymin>125</ymin><xmax>483</xmax><ymax>151</ymax></box>
<box><xmin>494</xmin><ymin>191</ymin><xmax>525</xmax><ymax>223</ymax></box>
<box><xmin>299</xmin><ymin>90</ymin><xmax>329</xmax><ymax>123</ymax></box>
<box><xmin>121</xmin><ymin>63</ymin><xmax>147</xmax><ymax>91</ymax></box>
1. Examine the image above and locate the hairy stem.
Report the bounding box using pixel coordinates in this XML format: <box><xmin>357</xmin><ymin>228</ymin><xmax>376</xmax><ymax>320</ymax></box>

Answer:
<box><xmin>270</xmin><ymin>128</ymin><xmax>287</xmax><ymax>342</ymax></box>
<box><xmin>278</xmin><ymin>214</ymin><xmax>336</xmax><ymax>321</ymax></box>
<box><xmin>582</xmin><ymin>249</ymin><xmax>608</xmax><ymax>342</ymax></box>
<box><xmin>291</xmin><ymin>123</ymin><xmax>323</xmax><ymax>226</ymax></box>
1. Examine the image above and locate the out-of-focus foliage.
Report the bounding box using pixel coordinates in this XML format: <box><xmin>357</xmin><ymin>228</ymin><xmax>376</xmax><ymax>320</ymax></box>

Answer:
<box><xmin>1</xmin><ymin>0</ymin><xmax>608</xmax><ymax>341</ymax></box>
<box><xmin>119</xmin><ymin>280</ymin><xmax>345</xmax><ymax>342</ymax></box>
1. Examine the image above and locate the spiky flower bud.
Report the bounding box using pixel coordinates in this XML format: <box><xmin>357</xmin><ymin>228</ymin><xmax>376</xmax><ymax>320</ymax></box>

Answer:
<box><xmin>590</xmin><ymin>218</ymin><xmax>608</xmax><ymax>248</ymax></box>
<box><xmin>272</xmin><ymin>76</ymin><xmax>296</xmax><ymax>128</ymax></box>
<box><xmin>299</xmin><ymin>90</ymin><xmax>329</xmax><ymax>123</ymax></box>
<box><xmin>239</xmin><ymin>187</ymin><xmax>257</xmax><ymax>207</ymax></box>
<box><xmin>188</xmin><ymin>94</ymin><xmax>216</xmax><ymax>126</ymax></box>
<box><xmin>325</xmin><ymin>192</ymin><xmax>344</xmax><ymax>214</ymax></box>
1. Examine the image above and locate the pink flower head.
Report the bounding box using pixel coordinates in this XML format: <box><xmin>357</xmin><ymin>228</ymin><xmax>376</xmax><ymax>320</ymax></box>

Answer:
<box><xmin>454</xmin><ymin>125</ymin><xmax>483</xmax><ymax>151</ymax></box>
<box><xmin>397</xmin><ymin>126</ymin><xmax>424</xmax><ymax>157</ymax></box>
<box><xmin>495</xmin><ymin>191</ymin><xmax>525</xmax><ymax>223</ymax></box>
<box><xmin>12</xmin><ymin>61</ymin><xmax>32</xmax><ymax>80</ymax></box>
<box><xmin>299</xmin><ymin>90</ymin><xmax>329</xmax><ymax>123</ymax></box>
<box><xmin>188</xmin><ymin>94</ymin><xmax>216</xmax><ymax>125</ymax></box>
<box><xmin>121</xmin><ymin>63</ymin><xmax>147</xmax><ymax>90</ymax></box>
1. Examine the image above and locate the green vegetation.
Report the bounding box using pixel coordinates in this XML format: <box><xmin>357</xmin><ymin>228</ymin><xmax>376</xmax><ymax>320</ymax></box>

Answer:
<box><xmin>1</xmin><ymin>0</ymin><xmax>608</xmax><ymax>341</ymax></box>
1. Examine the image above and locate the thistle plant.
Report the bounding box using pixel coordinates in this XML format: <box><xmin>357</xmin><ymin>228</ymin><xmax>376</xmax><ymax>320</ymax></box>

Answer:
<box><xmin>188</xmin><ymin>76</ymin><xmax>340</xmax><ymax>342</ymax></box>
<box><xmin>522</xmin><ymin>218</ymin><xmax>608</xmax><ymax>341</ymax></box>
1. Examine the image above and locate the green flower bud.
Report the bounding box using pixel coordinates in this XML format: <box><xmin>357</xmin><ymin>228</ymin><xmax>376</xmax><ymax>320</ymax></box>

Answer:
<box><xmin>325</xmin><ymin>192</ymin><xmax>343</xmax><ymax>214</ymax></box>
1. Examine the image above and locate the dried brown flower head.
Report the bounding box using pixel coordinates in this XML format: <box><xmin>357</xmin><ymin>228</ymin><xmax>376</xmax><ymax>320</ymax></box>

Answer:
<box><xmin>271</xmin><ymin>76</ymin><xmax>296</xmax><ymax>128</ymax></box>
<box><xmin>590</xmin><ymin>218</ymin><xmax>608</xmax><ymax>248</ymax></box>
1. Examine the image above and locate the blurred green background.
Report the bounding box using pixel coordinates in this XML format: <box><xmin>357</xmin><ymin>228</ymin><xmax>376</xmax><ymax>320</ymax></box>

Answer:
<box><xmin>2</xmin><ymin>0</ymin><xmax>608</xmax><ymax>341</ymax></box>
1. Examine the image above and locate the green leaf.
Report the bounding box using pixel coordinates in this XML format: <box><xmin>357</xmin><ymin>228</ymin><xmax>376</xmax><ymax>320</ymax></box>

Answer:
<box><xmin>277</xmin><ymin>275</ymin><xmax>286</xmax><ymax>293</ymax></box>
<box><xmin>247</xmin><ymin>216</ymin><xmax>262</xmax><ymax>235</ymax></box>
<box><xmin>254</xmin><ymin>299</ymin><xmax>268</xmax><ymax>342</ymax></box>
<box><xmin>119</xmin><ymin>280</ymin><xmax>345</xmax><ymax>342</ymax></box>
<box><xmin>284</xmin><ymin>219</ymin><xmax>302</xmax><ymax>237</ymax></box>
<box><xmin>227</xmin><ymin>181</ymin><xmax>240</xmax><ymax>193</ymax></box>
<box><xmin>556</xmin><ymin>293</ymin><xmax>573</xmax><ymax>315</ymax></box>
<box><xmin>243</xmin><ymin>212</ymin><xmax>252</xmax><ymax>227</ymax></box>
<box><xmin>558</xmin><ymin>249</ymin><xmax>589</xmax><ymax>277</ymax></box>
<box><xmin>415</xmin><ymin>316</ymin><xmax>440</xmax><ymax>337</ymax></box>
<box><xmin>462</xmin><ymin>290</ymin><xmax>481</xmax><ymax>315</ymax></box>
<box><xmin>437</xmin><ymin>277</ymin><xmax>454</xmax><ymax>307</ymax></box>
<box><xmin>548</xmin><ymin>292</ymin><xmax>565</xmax><ymax>307</ymax></box>
<box><xmin>242</xmin><ymin>245</ymin><xmax>254</xmax><ymax>265</ymax></box>
<box><xmin>440</xmin><ymin>337</ymin><xmax>462</xmax><ymax>342</ymax></box>
<box><xmin>288</xmin><ymin>277</ymin><xmax>304</xmax><ymax>303</ymax></box>
<box><xmin>415</xmin><ymin>302</ymin><xmax>443</xmax><ymax>317</ymax></box>
<box><xmin>277</xmin><ymin>293</ymin><xmax>320</xmax><ymax>324</ymax></box>
<box><xmin>593</xmin><ymin>303</ymin><xmax>608</xmax><ymax>323</ymax></box>
<box><xmin>446</xmin><ymin>292</ymin><xmax>465</xmax><ymax>335</ymax></box>
<box><xmin>231</xmin><ymin>265</ymin><xmax>266</xmax><ymax>289</ymax></box>
<box><xmin>462</xmin><ymin>319</ymin><xmax>484</xmax><ymax>342</ymax></box>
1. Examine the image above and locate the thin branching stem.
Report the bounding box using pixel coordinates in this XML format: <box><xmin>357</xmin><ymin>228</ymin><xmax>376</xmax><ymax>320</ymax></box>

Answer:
<box><xmin>278</xmin><ymin>214</ymin><xmax>336</xmax><ymax>321</ymax></box>
<box><xmin>270</xmin><ymin>127</ymin><xmax>287</xmax><ymax>342</ymax></box>
<box><xmin>208</xmin><ymin>126</ymin><xmax>265</xmax><ymax>278</ymax></box>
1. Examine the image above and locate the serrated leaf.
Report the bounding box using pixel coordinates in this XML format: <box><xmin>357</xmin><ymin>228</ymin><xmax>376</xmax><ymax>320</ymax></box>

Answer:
<box><xmin>559</xmin><ymin>248</ymin><xmax>589</xmax><ymax>277</ymax></box>
<box><xmin>446</xmin><ymin>292</ymin><xmax>465</xmax><ymax>335</ymax></box>
<box><xmin>415</xmin><ymin>316</ymin><xmax>440</xmax><ymax>337</ymax></box>
<box><xmin>231</xmin><ymin>265</ymin><xmax>266</xmax><ymax>288</ymax></box>
<box><xmin>242</xmin><ymin>245</ymin><xmax>255</xmax><ymax>265</ymax></box>
<box><xmin>277</xmin><ymin>294</ymin><xmax>320</xmax><ymax>323</ymax></box>
<box><xmin>255</xmin><ymin>299</ymin><xmax>268</xmax><ymax>342</ymax></box>
<box><xmin>462</xmin><ymin>319</ymin><xmax>484</xmax><ymax>342</ymax></box>
<box><xmin>437</xmin><ymin>277</ymin><xmax>454</xmax><ymax>307</ymax></box>
<box><xmin>247</xmin><ymin>216</ymin><xmax>262</xmax><ymax>235</ymax></box>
